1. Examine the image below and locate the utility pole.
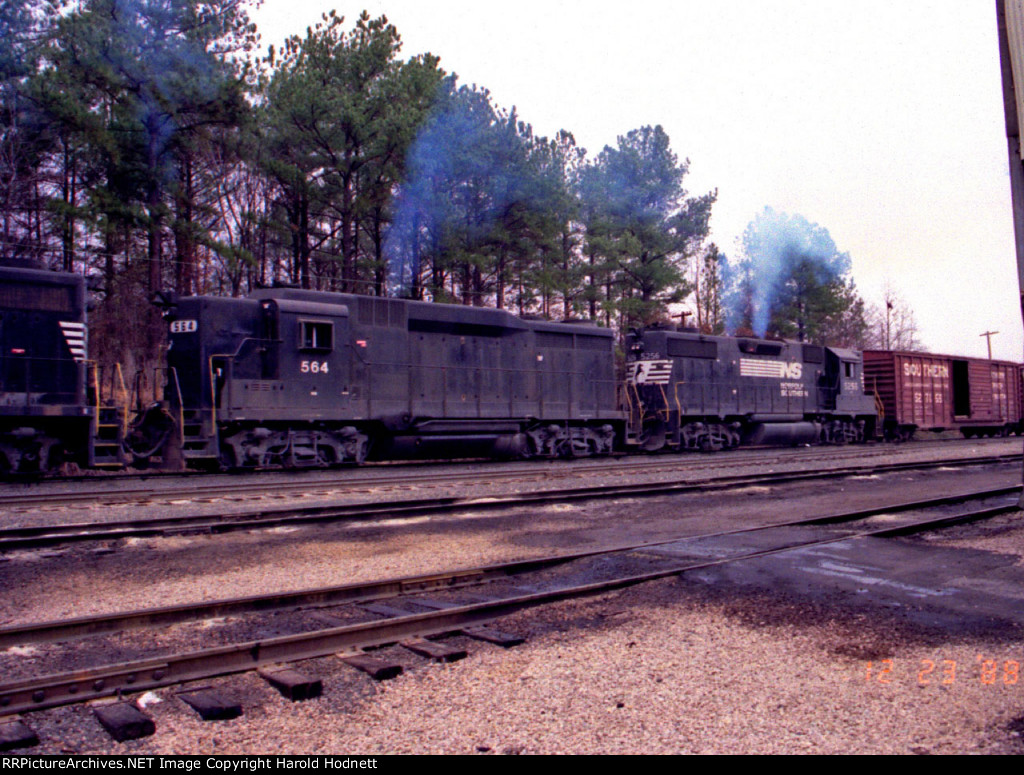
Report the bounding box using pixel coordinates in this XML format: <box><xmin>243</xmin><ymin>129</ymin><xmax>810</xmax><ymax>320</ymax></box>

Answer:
<box><xmin>885</xmin><ymin>299</ymin><xmax>893</xmax><ymax>349</ymax></box>
<box><xmin>980</xmin><ymin>330</ymin><xmax>999</xmax><ymax>359</ymax></box>
<box><xmin>675</xmin><ymin>310</ymin><xmax>693</xmax><ymax>330</ymax></box>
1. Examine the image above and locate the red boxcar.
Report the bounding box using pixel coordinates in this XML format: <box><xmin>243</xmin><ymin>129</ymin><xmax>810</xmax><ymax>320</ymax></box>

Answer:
<box><xmin>862</xmin><ymin>350</ymin><xmax>1022</xmax><ymax>439</ymax></box>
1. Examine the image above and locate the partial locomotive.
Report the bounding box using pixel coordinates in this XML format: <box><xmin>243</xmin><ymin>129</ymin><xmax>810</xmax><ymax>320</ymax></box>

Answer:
<box><xmin>0</xmin><ymin>265</ymin><xmax>124</xmax><ymax>472</ymax></box>
<box><xmin>624</xmin><ymin>327</ymin><xmax>878</xmax><ymax>452</ymax></box>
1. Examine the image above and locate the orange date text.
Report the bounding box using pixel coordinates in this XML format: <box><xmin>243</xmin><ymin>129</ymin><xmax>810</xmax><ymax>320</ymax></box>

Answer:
<box><xmin>864</xmin><ymin>657</ymin><xmax>1020</xmax><ymax>686</ymax></box>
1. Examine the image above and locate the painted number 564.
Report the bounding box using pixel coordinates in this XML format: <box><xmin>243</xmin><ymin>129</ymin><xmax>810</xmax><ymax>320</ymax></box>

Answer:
<box><xmin>300</xmin><ymin>360</ymin><xmax>329</xmax><ymax>374</ymax></box>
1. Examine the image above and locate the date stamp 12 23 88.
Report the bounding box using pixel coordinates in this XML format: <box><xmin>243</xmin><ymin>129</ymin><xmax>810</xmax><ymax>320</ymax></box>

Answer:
<box><xmin>865</xmin><ymin>657</ymin><xmax>1021</xmax><ymax>686</ymax></box>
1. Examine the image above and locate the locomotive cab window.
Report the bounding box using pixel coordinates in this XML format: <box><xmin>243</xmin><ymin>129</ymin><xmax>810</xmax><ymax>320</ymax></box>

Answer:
<box><xmin>844</xmin><ymin>362</ymin><xmax>855</xmax><ymax>378</ymax></box>
<box><xmin>299</xmin><ymin>320</ymin><xmax>333</xmax><ymax>352</ymax></box>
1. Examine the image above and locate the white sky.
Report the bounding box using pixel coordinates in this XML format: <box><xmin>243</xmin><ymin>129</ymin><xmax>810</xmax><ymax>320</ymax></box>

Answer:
<box><xmin>251</xmin><ymin>1</ymin><xmax>1023</xmax><ymax>361</ymax></box>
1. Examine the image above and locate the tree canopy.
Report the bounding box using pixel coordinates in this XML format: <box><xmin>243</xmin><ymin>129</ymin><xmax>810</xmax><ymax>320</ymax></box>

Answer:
<box><xmin>0</xmin><ymin>1</ymin><xmax>900</xmax><ymax>373</ymax></box>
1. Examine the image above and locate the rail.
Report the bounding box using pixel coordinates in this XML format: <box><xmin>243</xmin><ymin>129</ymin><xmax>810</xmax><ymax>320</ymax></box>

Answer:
<box><xmin>1</xmin><ymin>452</ymin><xmax>1018</xmax><ymax>552</ymax></box>
<box><xmin>0</xmin><ymin>486</ymin><xmax>1017</xmax><ymax>716</ymax></box>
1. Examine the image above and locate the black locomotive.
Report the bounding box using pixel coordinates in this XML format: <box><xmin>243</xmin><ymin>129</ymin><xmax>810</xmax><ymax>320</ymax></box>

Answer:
<box><xmin>0</xmin><ymin>268</ymin><xmax>883</xmax><ymax>472</ymax></box>
<box><xmin>144</xmin><ymin>287</ymin><xmax>621</xmax><ymax>468</ymax></box>
<box><xmin>624</xmin><ymin>327</ymin><xmax>878</xmax><ymax>452</ymax></box>
<box><xmin>0</xmin><ymin>265</ymin><xmax>124</xmax><ymax>472</ymax></box>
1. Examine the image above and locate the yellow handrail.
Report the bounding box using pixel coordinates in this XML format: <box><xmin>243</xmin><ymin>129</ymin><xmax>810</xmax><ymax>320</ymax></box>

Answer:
<box><xmin>114</xmin><ymin>363</ymin><xmax>128</xmax><ymax>435</ymax></box>
<box><xmin>169</xmin><ymin>367</ymin><xmax>185</xmax><ymax>446</ymax></box>
<box><xmin>88</xmin><ymin>361</ymin><xmax>99</xmax><ymax>436</ymax></box>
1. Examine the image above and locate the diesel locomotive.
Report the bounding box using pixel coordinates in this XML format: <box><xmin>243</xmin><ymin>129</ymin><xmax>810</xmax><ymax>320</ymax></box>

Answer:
<box><xmin>0</xmin><ymin>268</ymin><xmax>888</xmax><ymax>472</ymax></box>
<box><xmin>130</xmin><ymin>285</ymin><xmax>879</xmax><ymax>469</ymax></box>
<box><xmin>624</xmin><ymin>327</ymin><xmax>878</xmax><ymax>452</ymax></box>
<box><xmin>143</xmin><ymin>287</ymin><xmax>621</xmax><ymax>469</ymax></box>
<box><xmin>0</xmin><ymin>264</ymin><xmax>124</xmax><ymax>472</ymax></box>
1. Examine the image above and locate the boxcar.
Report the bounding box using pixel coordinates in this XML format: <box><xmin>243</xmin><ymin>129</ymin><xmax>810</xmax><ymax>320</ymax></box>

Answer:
<box><xmin>862</xmin><ymin>350</ymin><xmax>1022</xmax><ymax>439</ymax></box>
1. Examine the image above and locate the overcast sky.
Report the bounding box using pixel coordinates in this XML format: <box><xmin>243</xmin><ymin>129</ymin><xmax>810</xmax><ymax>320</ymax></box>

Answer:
<box><xmin>252</xmin><ymin>1</ymin><xmax>1022</xmax><ymax>361</ymax></box>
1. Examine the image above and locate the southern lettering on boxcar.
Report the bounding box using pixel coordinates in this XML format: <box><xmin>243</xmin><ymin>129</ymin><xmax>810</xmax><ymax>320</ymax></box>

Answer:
<box><xmin>863</xmin><ymin>350</ymin><xmax>1022</xmax><ymax>439</ymax></box>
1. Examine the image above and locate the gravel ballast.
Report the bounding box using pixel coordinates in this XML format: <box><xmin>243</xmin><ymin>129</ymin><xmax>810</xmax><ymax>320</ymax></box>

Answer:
<box><xmin>4</xmin><ymin>448</ymin><xmax>1024</xmax><ymax>754</ymax></box>
<box><xmin>18</xmin><ymin>569</ymin><xmax>1024</xmax><ymax>755</ymax></box>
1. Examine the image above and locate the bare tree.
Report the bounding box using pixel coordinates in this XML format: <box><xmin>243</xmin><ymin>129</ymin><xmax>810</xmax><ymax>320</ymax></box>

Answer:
<box><xmin>691</xmin><ymin>242</ymin><xmax>725</xmax><ymax>333</ymax></box>
<box><xmin>863</xmin><ymin>282</ymin><xmax>924</xmax><ymax>350</ymax></box>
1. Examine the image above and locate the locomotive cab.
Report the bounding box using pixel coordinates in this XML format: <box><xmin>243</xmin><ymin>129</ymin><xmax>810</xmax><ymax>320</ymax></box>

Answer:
<box><xmin>153</xmin><ymin>292</ymin><xmax>367</xmax><ymax>468</ymax></box>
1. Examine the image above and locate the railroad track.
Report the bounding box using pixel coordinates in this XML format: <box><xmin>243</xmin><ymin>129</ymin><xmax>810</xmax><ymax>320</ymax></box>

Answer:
<box><xmin>1</xmin><ymin>437</ymin><xmax>1015</xmax><ymax>510</ymax></box>
<box><xmin>1</xmin><ymin>453</ymin><xmax>1020</xmax><ymax>552</ymax></box>
<box><xmin>0</xmin><ymin>483</ymin><xmax>1018</xmax><ymax>740</ymax></box>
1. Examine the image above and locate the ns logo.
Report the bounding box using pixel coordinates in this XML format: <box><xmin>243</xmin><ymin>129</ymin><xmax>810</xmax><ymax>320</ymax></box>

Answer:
<box><xmin>781</xmin><ymin>362</ymin><xmax>803</xmax><ymax>379</ymax></box>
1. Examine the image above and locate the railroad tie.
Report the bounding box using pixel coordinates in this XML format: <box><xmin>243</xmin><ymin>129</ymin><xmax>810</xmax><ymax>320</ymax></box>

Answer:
<box><xmin>411</xmin><ymin>597</ymin><xmax>525</xmax><ymax>646</ymax></box>
<box><xmin>92</xmin><ymin>702</ymin><xmax>156</xmax><ymax>742</ymax></box>
<box><xmin>177</xmin><ymin>688</ymin><xmax>243</xmax><ymax>721</ymax></box>
<box><xmin>339</xmin><ymin>654</ymin><xmax>404</xmax><ymax>681</ymax></box>
<box><xmin>461</xmin><ymin>626</ymin><xmax>525</xmax><ymax>648</ymax></box>
<box><xmin>408</xmin><ymin>597</ymin><xmax>460</xmax><ymax>610</ymax></box>
<box><xmin>401</xmin><ymin>638</ymin><xmax>467</xmax><ymax>663</ymax></box>
<box><xmin>0</xmin><ymin>719</ymin><xmax>39</xmax><ymax>751</ymax></box>
<box><xmin>360</xmin><ymin>601</ymin><xmax>421</xmax><ymax>618</ymax></box>
<box><xmin>258</xmin><ymin>669</ymin><xmax>323</xmax><ymax>702</ymax></box>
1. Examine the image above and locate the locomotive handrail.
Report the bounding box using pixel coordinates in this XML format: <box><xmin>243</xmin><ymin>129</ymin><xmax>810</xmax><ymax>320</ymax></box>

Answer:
<box><xmin>88</xmin><ymin>361</ymin><xmax>99</xmax><ymax>435</ymax></box>
<box><xmin>113</xmin><ymin>363</ymin><xmax>128</xmax><ymax>436</ymax></box>
<box><xmin>207</xmin><ymin>354</ymin><xmax>230</xmax><ymax>430</ymax></box>
<box><xmin>221</xmin><ymin>336</ymin><xmax>278</xmax><ymax>360</ymax></box>
<box><xmin>131</xmin><ymin>369</ymin><xmax>146</xmax><ymax>413</ymax></box>
<box><xmin>168</xmin><ymin>367</ymin><xmax>185</xmax><ymax>446</ymax></box>
<box><xmin>199</xmin><ymin>336</ymin><xmax>273</xmax><ymax>417</ymax></box>
<box><xmin>657</xmin><ymin>384</ymin><xmax>670</xmax><ymax>421</ymax></box>
<box><xmin>871</xmin><ymin>376</ymin><xmax>886</xmax><ymax>422</ymax></box>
